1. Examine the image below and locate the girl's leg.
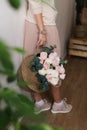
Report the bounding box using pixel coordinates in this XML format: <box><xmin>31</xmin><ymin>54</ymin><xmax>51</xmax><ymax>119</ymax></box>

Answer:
<box><xmin>51</xmin><ymin>85</ymin><xmax>72</xmax><ymax>114</ymax></box>
<box><xmin>33</xmin><ymin>92</ymin><xmax>42</xmax><ymax>102</ymax></box>
<box><xmin>51</xmin><ymin>86</ymin><xmax>61</xmax><ymax>103</ymax></box>
<box><xmin>45</xmin><ymin>26</ymin><xmax>72</xmax><ymax>113</ymax></box>
<box><xmin>33</xmin><ymin>92</ymin><xmax>51</xmax><ymax>114</ymax></box>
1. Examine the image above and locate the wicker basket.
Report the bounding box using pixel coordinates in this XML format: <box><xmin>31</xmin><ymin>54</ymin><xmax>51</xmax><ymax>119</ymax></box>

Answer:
<box><xmin>18</xmin><ymin>49</ymin><xmax>62</xmax><ymax>93</ymax></box>
<box><xmin>18</xmin><ymin>55</ymin><xmax>45</xmax><ymax>93</ymax></box>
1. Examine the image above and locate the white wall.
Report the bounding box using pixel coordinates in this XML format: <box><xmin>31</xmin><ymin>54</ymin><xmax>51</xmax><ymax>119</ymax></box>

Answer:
<box><xmin>0</xmin><ymin>0</ymin><xmax>26</xmax><ymax>91</ymax></box>
<box><xmin>0</xmin><ymin>0</ymin><xmax>26</xmax><ymax>70</ymax></box>
<box><xmin>56</xmin><ymin>0</ymin><xmax>75</xmax><ymax>57</ymax></box>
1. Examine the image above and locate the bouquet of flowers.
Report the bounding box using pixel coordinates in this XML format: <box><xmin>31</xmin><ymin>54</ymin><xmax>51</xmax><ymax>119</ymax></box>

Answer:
<box><xmin>30</xmin><ymin>46</ymin><xmax>67</xmax><ymax>91</ymax></box>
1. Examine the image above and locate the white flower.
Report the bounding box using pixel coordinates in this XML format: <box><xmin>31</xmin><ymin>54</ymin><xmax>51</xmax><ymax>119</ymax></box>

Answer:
<box><xmin>46</xmin><ymin>69</ymin><xmax>53</xmax><ymax>75</ymax></box>
<box><xmin>50</xmin><ymin>77</ymin><xmax>59</xmax><ymax>86</ymax></box>
<box><xmin>38</xmin><ymin>68</ymin><xmax>46</xmax><ymax>76</ymax></box>
<box><xmin>46</xmin><ymin>75</ymin><xmax>52</xmax><ymax>82</ymax></box>
<box><xmin>46</xmin><ymin>69</ymin><xmax>59</xmax><ymax>78</ymax></box>
<box><xmin>45</xmin><ymin>58</ymin><xmax>53</xmax><ymax>64</ymax></box>
<box><xmin>51</xmin><ymin>70</ymin><xmax>59</xmax><ymax>78</ymax></box>
<box><xmin>60</xmin><ymin>74</ymin><xmax>66</xmax><ymax>79</ymax></box>
<box><xmin>49</xmin><ymin>52</ymin><xmax>58</xmax><ymax>60</ymax></box>
<box><xmin>52</xmin><ymin>58</ymin><xmax>59</xmax><ymax>67</ymax></box>
<box><xmin>56</xmin><ymin>57</ymin><xmax>60</xmax><ymax>63</ymax></box>
<box><xmin>39</xmin><ymin>52</ymin><xmax>47</xmax><ymax>60</ymax></box>
<box><xmin>56</xmin><ymin>65</ymin><xmax>65</xmax><ymax>74</ymax></box>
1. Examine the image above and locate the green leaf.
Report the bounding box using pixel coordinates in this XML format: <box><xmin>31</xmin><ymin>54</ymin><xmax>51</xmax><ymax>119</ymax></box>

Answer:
<box><xmin>7</xmin><ymin>73</ymin><xmax>17</xmax><ymax>83</ymax></box>
<box><xmin>0</xmin><ymin>41</ymin><xmax>14</xmax><ymax>71</ymax></box>
<box><xmin>60</xmin><ymin>58</ymin><xmax>68</xmax><ymax>65</ymax></box>
<box><xmin>22</xmin><ymin>124</ymin><xmax>63</xmax><ymax>130</ymax></box>
<box><xmin>0</xmin><ymin>88</ymin><xmax>16</xmax><ymax>99</ymax></box>
<box><xmin>0</xmin><ymin>88</ymin><xmax>35</xmax><ymax>117</ymax></box>
<box><xmin>18</xmin><ymin>94</ymin><xmax>34</xmax><ymax>108</ymax></box>
<box><xmin>8</xmin><ymin>0</ymin><xmax>21</xmax><ymax>9</ymax></box>
<box><xmin>25</xmin><ymin>124</ymin><xmax>63</xmax><ymax>130</ymax></box>
<box><xmin>21</xmin><ymin>124</ymin><xmax>52</xmax><ymax>130</ymax></box>
<box><xmin>17</xmin><ymin>81</ymin><xmax>30</xmax><ymax>87</ymax></box>
<box><xmin>14</xmin><ymin>121</ymin><xmax>21</xmax><ymax>130</ymax></box>
<box><xmin>13</xmin><ymin>47</ymin><xmax>26</xmax><ymax>54</ymax></box>
<box><xmin>0</xmin><ymin>107</ymin><xmax>12</xmax><ymax>130</ymax></box>
<box><xmin>54</xmin><ymin>128</ymin><xmax>64</xmax><ymax>130</ymax></box>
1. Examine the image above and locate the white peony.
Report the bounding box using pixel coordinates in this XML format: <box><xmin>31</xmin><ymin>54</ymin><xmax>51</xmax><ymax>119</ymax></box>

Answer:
<box><xmin>46</xmin><ymin>69</ymin><xmax>53</xmax><ymax>75</ymax></box>
<box><xmin>50</xmin><ymin>77</ymin><xmax>59</xmax><ymax>86</ymax></box>
<box><xmin>56</xmin><ymin>57</ymin><xmax>60</xmax><ymax>64</ymax></box>
<box><xmin>45</xmin><ymin>58</ymin><xmax>53</xmax><ymax>64</ymax></box>
<box><xmin>51</xmin><ymin>70</ymin><xmax>59</xmax><ymax>78</ymax></box>
<box><xmin>49</xmin><ymin>52</ymin><xmax>58</xmax><ymax>60</ymax></box>
<box><xmin>46</xmin><ymin>69</ymin><xmax>59</xmax><ymax>78</ymax></box>
<box><xmin>60</xmin><ymin>74</ymin><xmax>66</xmax><ymax>79</ymax></box>
<box><xmin>38</xmin><ymin>68</ymin><xmax>46</xmax><ymax>76</ymax></box>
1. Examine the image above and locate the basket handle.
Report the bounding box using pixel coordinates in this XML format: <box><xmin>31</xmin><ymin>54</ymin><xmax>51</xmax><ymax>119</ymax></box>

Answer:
<box><xmin>34</xmin><ymin>45</ymin><xmax>41</xmax><ymax>56</ymax></box>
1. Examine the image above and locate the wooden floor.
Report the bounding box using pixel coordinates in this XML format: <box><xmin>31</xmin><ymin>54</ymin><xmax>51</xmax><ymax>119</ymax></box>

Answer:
<box><xmin>43</xmin><ymin>56</ymin><xmax>87</xmax><ymax>130</ymax></box>
<box><xmin>23</xmin><ymin>56</ymin><xmax>87</xmax><ymax>130</ymax></box>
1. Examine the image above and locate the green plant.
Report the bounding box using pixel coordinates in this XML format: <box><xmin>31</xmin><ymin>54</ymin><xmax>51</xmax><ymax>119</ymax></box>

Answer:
<box><xmin>0</xmin><ymin>41</ymin><xmax>64</xmax><ymax>130</ymax></box>
<box><xmin>8</xmin><ymin>0</ymin><xmax>21</xmax><ymax>9</ymax></box>
<box><xmin>0</xmin><ymin>41</ymin><xmax>35</xmax><ymax>130</ymax></box>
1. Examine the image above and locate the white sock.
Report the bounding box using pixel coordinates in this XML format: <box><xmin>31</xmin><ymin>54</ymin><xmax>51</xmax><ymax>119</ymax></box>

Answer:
<box><xmin>35</xmin><ymin>100</ymin><xmax>44</xmax><ymax>106</ymax></box>
<box><xmin>54</xmin><ymin>100</ymin><xmax>63</xmax><ymax>107</ymax></box>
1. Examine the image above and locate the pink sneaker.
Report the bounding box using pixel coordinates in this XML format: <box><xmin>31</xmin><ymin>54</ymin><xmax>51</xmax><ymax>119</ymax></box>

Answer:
<box><xmin>35</xmin><ymin>99</ymin><xmax>51</xmax><ymax>114</ymax></box>
<box><xmin>51</xmin><ymin>98</ymin><xmax>72</xmax><ymax>114</ymax></box>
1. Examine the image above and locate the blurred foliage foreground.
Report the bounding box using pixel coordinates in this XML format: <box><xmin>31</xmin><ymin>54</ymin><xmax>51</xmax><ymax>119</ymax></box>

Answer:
<box><xmin>0</xmin><ymin>0</ymin><xmax>63</xmax><ymax>130</ymax></box>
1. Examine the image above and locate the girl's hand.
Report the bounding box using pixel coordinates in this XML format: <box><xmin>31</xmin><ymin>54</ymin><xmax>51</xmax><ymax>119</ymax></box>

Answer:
<box><xmin>37</xmin><ymin>34</ymin><xmax>47</xmax><ymax>46</ymax></box>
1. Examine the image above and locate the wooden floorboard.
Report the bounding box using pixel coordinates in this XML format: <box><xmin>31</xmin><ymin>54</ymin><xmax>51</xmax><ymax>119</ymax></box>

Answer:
<box><xmin>22</xmin><ymin>56</ymin><xmax>87</xmax><ymax>130</ymax></box>
<box><xmin>44</xmin><ymin>56</ymin><xmax>87</xmax><ymax>130</ymax></box>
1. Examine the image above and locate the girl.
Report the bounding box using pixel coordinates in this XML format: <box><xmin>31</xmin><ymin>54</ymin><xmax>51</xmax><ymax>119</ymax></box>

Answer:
<box><xmin>24</xmin><ymin>0</ymin><xmax>72</xmax><ymax>114</ymax></box>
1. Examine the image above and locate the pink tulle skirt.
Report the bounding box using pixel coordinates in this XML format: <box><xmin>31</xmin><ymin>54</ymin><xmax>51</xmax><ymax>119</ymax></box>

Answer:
<box><xmin>23</xmin><ymin>20</ymin><xmax>61</xmax><ymax>57</ymax></box>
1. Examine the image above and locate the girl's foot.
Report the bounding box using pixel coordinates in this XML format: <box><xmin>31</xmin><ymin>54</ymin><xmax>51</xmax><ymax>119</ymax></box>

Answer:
<box><xmin>35</xmin><ymin>99</ymin><xmax>51</xmax><ymax>114</ymax></box>
<box><xmin>51</xmin><ymin>98</ymin><xmax>72</xmax><ymax>114</ymax></box>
